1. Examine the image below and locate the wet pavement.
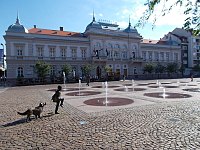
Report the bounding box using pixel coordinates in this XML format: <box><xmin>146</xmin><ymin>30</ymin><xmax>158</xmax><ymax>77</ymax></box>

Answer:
<box><xmin>1</xmin><ymin>78</ymin><xmax>200</xmax><ymax>149</ymax></box>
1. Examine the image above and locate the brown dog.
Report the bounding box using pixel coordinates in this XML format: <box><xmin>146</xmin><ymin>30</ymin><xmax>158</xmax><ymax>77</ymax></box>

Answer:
<box><xmin>17</xmin><ymin>102</ymin><xmax>46</xmax><ymax>122</ymax></box>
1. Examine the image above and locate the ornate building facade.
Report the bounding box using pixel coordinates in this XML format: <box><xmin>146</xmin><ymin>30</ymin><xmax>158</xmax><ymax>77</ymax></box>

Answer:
<box><xmin>3</xmin><ymin>15</ymin><xmax>181</xmax><ymax>84</ymax></box>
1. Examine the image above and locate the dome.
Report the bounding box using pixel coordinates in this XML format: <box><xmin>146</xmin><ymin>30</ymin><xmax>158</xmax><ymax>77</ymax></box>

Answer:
<box><xmin>85</xmin><ymin>16</ymin><xmax>102</xmax><ymax>31</ymax></box>
<box><xmin>123</xmin><ymin>22</ymin><xmax>137</xmax><ymax>33</ymax></box>
<box><xmin>7</xmin><ymin>16</ymin><xmax>28</xmax><ymax>33</ymax></box>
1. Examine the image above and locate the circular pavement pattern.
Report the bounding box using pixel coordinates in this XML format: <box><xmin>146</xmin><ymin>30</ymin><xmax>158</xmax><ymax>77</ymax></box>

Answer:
<box><xmin>114</xmin><ymin>88</ymin><xmax>146</xmax><ymax>92</ymax></box>
<box><xmin>66</xmin><ymin>91</ymin><xmax>101</xmax><ymax>96</ymax></box>
<box><xmin>84</xmin><ymin>97</ymin><xmax>134</xmax><ymax>106</ymax></box>
<box><xmin>92</xmin><ymin>85</ymin><xmax>120</xmax><ymax>88</ymax></box>
<box><xmin>144</xmin><ymin>92</ymin><xmax>192</xmax><ymax>98</ymax></box>
<box><xmin>148</xmin><ymin>85</ymin><xmax>179</xmax><ymax>88</ymax></box>
<box><xmin>183</xmin><ymin>88</ymin><xmax>200</xmax><ymax>92</ymax></box>
<box><xmin>47</xmin><ymin>88</ymin><xmax>85</xmax><ymax>92</ymax></box>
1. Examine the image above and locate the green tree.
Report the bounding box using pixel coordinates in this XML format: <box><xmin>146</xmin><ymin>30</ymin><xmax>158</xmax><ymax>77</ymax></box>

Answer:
<box><xmin>136</xmin><ymin>0</ymin><xmax>199</xmax><ymax>35</ymax></box>
<box><xmin>143</xmin><ymin>63</ymin><xmax>154</xmax><ymax>74</ymax></box>
<box><xmin>34</xmin><ymin>61</ymin><xmax>51</xmax><ymax>82</ymax></box>
<box><xmin>81</xmin><ymin>64</ymin><xmax>93</xmax><ymax>77</ymax></box>
<box><xmin>62</xmin><ymin>64</ymin><xmax>72</xmax><ymax>82</ymax></box>
<box><xmin>179</xmin><ymin>65</ymin><xmax>185</xmax><ymax>76</ymax></box>
<box><xmin>155</xmin><ymin>63</ymin><xmax>165</xmax><ymax>78</ymax></box>
<box><xmin>166</xmin><ymin>62</ymin><xmax>178</xmax><ymax>77</ymax></box>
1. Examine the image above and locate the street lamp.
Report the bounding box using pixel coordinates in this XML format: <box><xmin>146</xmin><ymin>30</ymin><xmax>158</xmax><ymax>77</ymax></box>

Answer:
<box><xmin>1</xmin><ymin>43</ymin><xmax>6</xmax><ymax>86</ymax></box>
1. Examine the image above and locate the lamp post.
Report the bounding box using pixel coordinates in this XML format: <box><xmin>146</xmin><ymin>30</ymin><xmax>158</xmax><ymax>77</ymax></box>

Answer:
<box><xmin>1</xmin><ymin>43</ymin><xmax>5</xmax><ymax>86</ymax></box>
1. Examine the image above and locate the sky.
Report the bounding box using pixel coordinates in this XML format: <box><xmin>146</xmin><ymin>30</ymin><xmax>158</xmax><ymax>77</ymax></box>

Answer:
<box><xmin>0</xmin><ymin>0</ymin><xmax>193</xmax><ymax>46</ymax></box>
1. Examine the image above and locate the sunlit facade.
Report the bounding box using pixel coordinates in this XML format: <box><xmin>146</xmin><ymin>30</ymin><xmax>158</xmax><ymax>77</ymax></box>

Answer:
<box><xmin>4</xmin><ymin>15</ymin><xmax>181</xmax><ymax>84</ymax></box>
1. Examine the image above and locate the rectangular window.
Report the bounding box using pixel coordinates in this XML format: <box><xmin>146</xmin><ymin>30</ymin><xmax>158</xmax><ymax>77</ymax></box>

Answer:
<box><xmin>166</xmin><ymin>52</ymin><xmax>170</xmax><ymax>61</ymax></box>
<box><xmin>154</xmin><ymin>52</ymin><xmax>159</xmax><ymax>61</ymax></box>
<box><xmin>61</xmin><ymin>48</ymin><xmax>66</xmax><ymax>57</ymax></box>
<box><xmin>160</xmin><ymin>52</ymin><xmax>164</xmax><ymax>61</ymax></box>
<box><xmin>148</xmin><ymin>51</ymin><xmax>152</xmax><ymax>60</ymax></box>
<box><xmin>49</xmin><ymin>47</ymin><xmax>55</xmax><ymax>57</ymax></box>
<box><xmin>37</xmin><ymin>47</ymin><xmax>43</xmax><ymax>57</ymax></box>
<box><xmin>81</xmin><ymin>49</ymin><xmax>86</xmax><ymax>59</ymax></box>
<box><xmin>142</xmin><ymin>51</ymin><xmax>146</xmax><ymax>60</ymax></box>
<box><xmin>71</xmin><ymin>48</ymin><xmax>77</xmax><ymax>59</ymax></box>
<box><xmin>174</xmin><ymin>53</ymin><xmax>178</xmax><ymax>61</ymax></box>
<box><xmin>16</xmin><ymin>46</ymin><xmax>23</xmax><ymax>56</ymax></box>
<box><xmin>122</xmin><ymin>51</ymin><xmax>127</xmax><ymax>59</ymax></box>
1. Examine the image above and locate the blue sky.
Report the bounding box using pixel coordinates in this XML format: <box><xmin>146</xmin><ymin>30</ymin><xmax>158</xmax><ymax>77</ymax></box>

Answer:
<box><xmin>0</xmin><ymin>0</ymin><xmax>189</xmax><ymax>46</ymax></box>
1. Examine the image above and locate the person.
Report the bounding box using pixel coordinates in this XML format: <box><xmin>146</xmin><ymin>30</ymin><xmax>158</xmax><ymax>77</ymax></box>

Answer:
<box><xmin>53</xmin><ymin>85</ymin><xmax>64</xmax><ymax>114</ymax></box>
<box><xmin>86</xmin><ymin>74</ymin><xmax>90</xmax><ymax>86</ymax></box>
<box><xmin>191</xmin><ymin>73</ymin><xmax>193</xmax><ymax>82</ymax></box>
<box><xmin>123</xmin><ymin>75</ymin><xmax>126</xmax><ymax>81</ymax></box>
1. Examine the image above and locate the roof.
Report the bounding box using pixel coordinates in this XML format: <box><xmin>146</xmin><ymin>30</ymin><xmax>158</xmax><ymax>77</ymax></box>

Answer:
<box><xmin>28</xmin><ymin>28</ymin><xmax>84</xmax><ymax>37</ymax></box>
<box><xmin>141</xmin><ymin>39</ymin><xmax>159</xmax><ymax>44</ymax></box>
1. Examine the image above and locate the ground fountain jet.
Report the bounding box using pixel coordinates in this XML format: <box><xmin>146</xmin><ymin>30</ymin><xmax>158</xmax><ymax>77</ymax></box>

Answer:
<box><xmin>78</xmin><ymin>79</ymin><xmax>81</xmax><ymax>96</ymax></box>
<box><xmin>124</xmin><ymin>86</ymin><xmax>128</xmax><ymax>92</ymax></box>
<box><xmin>63</xmin><ymin>72</ymin><xmax>67</xmax><ymax>90</ymax></box>
<box><xmin>104</xmin><ymin>81</ymin><xmax>108</xmax><ymax>106</ymax></box>
<box><xmin>132</xmin><ymin>79</ymin><xmax>134</xmax><ymax>90</ymax></box>
<box><xmin>161</xmin><ymin>88</ymin><xmax>168</xmax><ymax>98</ymax></box>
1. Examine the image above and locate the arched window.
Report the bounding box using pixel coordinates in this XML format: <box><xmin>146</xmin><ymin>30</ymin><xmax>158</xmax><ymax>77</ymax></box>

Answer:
<box><xmin>107</xmin><ymin>43</ymin><xmax>113</xmax><ymax>49</ymax></box>
<box><xmin>17</xmin><ymin>67</ymin><xmax>23</xmax><ymax>77</ymax></box>
<box><xmin>96</xmin><ymin>42</ymin><xmax>101</xmax><ymax>48</ymax></box>
<box><xmin>115</xmin><ymin>44</ymin><xmax>120</xmax><ymax>50</ymax></box>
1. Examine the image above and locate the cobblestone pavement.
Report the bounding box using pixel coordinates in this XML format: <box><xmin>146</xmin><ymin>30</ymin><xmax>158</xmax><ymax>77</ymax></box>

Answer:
<box><xmin>1</xmin><ymin>78</ymin><xmax>200</xmax><ymax>149</ymax></box>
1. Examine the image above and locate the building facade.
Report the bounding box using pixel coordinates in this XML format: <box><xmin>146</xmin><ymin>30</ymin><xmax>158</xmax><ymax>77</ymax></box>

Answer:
<box><xmin>3</xmin><ymin>15</ymin><xmax>182</xmax><ymax>84</ymax></box>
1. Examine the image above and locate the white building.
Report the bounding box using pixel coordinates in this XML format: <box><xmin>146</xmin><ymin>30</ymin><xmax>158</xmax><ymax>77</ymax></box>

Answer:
<box><xmin>3</xmin><ymin>15</ymin><xmax>182</xmax><ymax>85</ymax></box>
<box><xmin>162</xmin><ymin>28</ymin><xmax>200</xmax><ymax>75</ymax></box>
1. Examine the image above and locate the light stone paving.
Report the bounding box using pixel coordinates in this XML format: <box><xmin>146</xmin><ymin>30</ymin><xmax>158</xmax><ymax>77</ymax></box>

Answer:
<box><xmin>1</xmin><ymin>78</ymin><xmax>200</xmax><ymax>149</ymax></box>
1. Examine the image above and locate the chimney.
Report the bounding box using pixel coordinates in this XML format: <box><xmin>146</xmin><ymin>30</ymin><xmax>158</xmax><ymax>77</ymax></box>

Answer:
<box><xmin>34</xmin><ymin>25</ymin><xmax>37</xmax><ymax>28</ymax></box>
<box><xmin>60</xmin><ymin>27</ymin><xmax>63</xmax><ymax>31</ymax></box>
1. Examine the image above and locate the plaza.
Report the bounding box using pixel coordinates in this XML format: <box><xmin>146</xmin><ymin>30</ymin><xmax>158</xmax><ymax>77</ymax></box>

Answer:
<box><xmin>1</xmin><ymin>78</ymin><xmax>200</xmax><ymax>149</ymax></box>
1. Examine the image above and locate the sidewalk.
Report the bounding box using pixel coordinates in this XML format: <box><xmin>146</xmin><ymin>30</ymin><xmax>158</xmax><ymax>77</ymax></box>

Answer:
<box><xmin>1</xmin><ymin>78</ymin><xmax>200</xmax><ymax>149</ymax></box>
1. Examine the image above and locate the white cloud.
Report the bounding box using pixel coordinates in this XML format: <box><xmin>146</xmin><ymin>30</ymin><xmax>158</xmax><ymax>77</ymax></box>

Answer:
<box><xmin>117</xmin><ymin>0</ymin><xmax>193</xmax><ymax>27</ymax></box>
<box><xmin>98</xmin><ymin>13</ymin><xmax>103</xmax><ymax>17</ymax></box>
<box><xmin>117</xmin><ymin>21</ymin><xmax>128</xmax><ymax>29</ymax></box>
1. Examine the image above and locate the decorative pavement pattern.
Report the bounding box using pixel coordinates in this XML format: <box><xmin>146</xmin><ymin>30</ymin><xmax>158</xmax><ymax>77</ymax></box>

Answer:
<box><xmin>1</xmin><ymin>79</ymin><xmax>200</xmax><ymax>149</ymax></box>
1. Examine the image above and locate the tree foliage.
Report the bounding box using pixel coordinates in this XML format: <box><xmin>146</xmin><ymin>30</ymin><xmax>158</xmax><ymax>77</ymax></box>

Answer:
<box><xmin>81</xmin><ymin>64</ymin><xmax>93</xmax><ymax>76</ymax></box>
<box><xmin>62</xmin><ymin>64</ymin><xmax>72</xmax><ymax>76</ymax></box>
<box><xmin>34</xmin><ymin>61</ymin><xmax>51</xmax><ymax>79</ymax></box>
<box><xmin>166</xmin><ymin>62</ymin><xmax>178</xmax><ymax>74</ymax></box>
<box><xmin>136</xmin><ymin>0</ymin><xmax>200</xmax><ymax>36</ymax></box>
<box><xmin>143</xmin><ymin>63</ymin><xmax>154</xmax><ymax>74</ymax></box>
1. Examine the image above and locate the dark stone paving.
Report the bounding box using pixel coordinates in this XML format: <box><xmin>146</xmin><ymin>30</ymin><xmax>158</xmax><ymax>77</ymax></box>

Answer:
<box><xmin>1</xmin><ymin>79</ymin><xmax>200</xmax><ymax>149</ymax></box>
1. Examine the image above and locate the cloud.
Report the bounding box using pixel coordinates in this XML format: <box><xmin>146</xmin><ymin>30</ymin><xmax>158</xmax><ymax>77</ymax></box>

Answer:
<box><xmin>116</xmin><ymin>0</ymin><xmax>193</xmax><ymax>27</ymax></box>
<box><xmin>117</xmin><ymin>21</ymin><xmax>128</xmax><ymax>29</ymax></box>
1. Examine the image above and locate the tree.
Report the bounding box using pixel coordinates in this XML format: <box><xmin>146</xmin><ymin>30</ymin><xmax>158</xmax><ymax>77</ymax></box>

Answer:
<box><xmin>143</xmin><ymin>63</ymin><xmax>154</xmax><ymax>74</ymax></box>
<box><xmin>166</xmin><ymin>62</ymin><xmax>178</xmax><ymax>77</ymax></box>
<box><xmin>34</xmin><ymin>61</ymin><xmax>51</xmax><ymax>82</ymax></box>
<box><xmin>136</xmin><ymin>0</ymin><xmax>199</xmax><ymax>36</ymax></box>
<box><xmin>62</xmin><ymin>64</ymin><xmax>72</xmax><ymax>82</ymax></box>
<box><xmin>155</xmin><ymin>63</ymin><xmax>165</xmax><ymax>78</ymax></box>
<box><xmin>81</xmin><ymin>64</ymin><xmax>93</xmax><ymax>77</ymax></box>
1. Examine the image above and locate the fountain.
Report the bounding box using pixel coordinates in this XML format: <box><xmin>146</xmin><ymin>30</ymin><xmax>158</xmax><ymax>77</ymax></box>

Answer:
<box><xmin>158</xmin><ymin>82</ymin><xmax>162</xmax><ymax>88</ymax></box>
<box><xmin>63</xmin><ymin>72</ymin><xmax>67</xmax><ymax>90</ymax></box>
<box><xmin>132</xmin><ymin>79</ymin><xmax>134</xmax><ymax>91</ymax></box>
<box><xmin>105</xmin><ymin>81</ymin><xmax>108</xmax><ymax>106</ymax></box>
<box><xmin>161</xmin><ymin>88</ymin><xmax>168</xmax><ymax>98</ymax></box>
<box><xmin>78</xmin><ymin>79</ymin><xmax>81</xmax><ymax>96</ymax></box>
<box><xmin>177</xmin><ymin>80</ymin><xmax>180</xmax><ymax>86</ymax></box>
<box><xmin>124</xmin><ymin>86</ymin><xmax>128</xmax><ymax>92</ymax></box>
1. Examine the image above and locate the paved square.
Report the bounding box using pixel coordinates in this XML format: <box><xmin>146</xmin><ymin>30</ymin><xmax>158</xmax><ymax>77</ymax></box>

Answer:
<box><xmin>1</xmin><ymin>78</ymin><xmax>200</xmax><ymax>149</ymax></box>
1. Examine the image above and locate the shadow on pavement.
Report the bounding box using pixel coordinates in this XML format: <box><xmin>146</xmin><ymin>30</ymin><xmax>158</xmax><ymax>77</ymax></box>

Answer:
<box><xmin>1</xmin><ymin>112</ymin><xmax>55</xmax><ymax>127</ymax></box>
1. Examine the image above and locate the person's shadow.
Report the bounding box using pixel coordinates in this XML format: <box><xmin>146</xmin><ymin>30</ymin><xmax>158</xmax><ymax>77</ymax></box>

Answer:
<box><xmin>1</xmin><ymin>112</ymin><xmax>55</xmax><ymax>127</ymax></box>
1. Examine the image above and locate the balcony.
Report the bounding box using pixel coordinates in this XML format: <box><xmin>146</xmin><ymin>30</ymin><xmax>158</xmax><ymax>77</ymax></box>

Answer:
<box><xmin>129</xmin><ymin>57</ymin><xmax>143</xmax><ymax>63</ymax></box>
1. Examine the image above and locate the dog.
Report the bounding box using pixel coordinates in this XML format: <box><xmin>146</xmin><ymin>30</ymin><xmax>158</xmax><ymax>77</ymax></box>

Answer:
<box><xmin>17</xmin><ymin>102</ymin><xmax>46</xmax><ymax>122</ymax></box>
